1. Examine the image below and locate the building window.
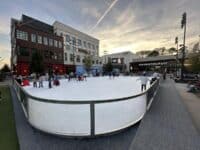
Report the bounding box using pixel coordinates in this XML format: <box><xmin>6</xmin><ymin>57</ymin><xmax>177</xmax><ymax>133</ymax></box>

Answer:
<box><xmin>96</xmin><ymin>60</ymin><xmax>98</xmax><ymax>64</ymax></box>
<box><xmin>58</xmin><ymin>41</ymin><xmax>62</xmax><ymax>48</ymax></box>
<box><xmin>92</xmin><ymin>60</ymin><xmax>94</xmax><ymax>64</ymax></box>
<box><xmin>66</xmin><ymin>44</ymin><xmax>70</xmax><ymax>50</ymax></box>
<box><xmin>76</xmin><ymin>55</ymin><xmax>80</xmax><ymax>62</ymax></box>
<box><xmin>82</xmin><ymin>57</ymin><xmax>85</xmax><ymax>63</ymax></box>
<box><xmin>54</xmin><ymin>40</ymin><xmax>58</xmax><ymax>47</ymax></box>
<box><xmin>64</xmin><ymin>53</ymin><xmax>67</xmax><ymax>61</ymax></box>
<box><xmin>50</xmin><ymin>51</ymin><xmax>54</xmax><ymax>59</ymax></box>
<box><xmin>72</xmin><ymin>37</ymin><xmax>76</xmax><ymax>46</ymax></box>
<box><xmin>70</xmin><ymin>54</ymin><xmax>74</xmax><ymax>62</ymax></box>
<box><xmin>16</xmin><ymin>30</ymin><xmax>28</xmax><ymax>41</ymax></box>
<box><xmin>49</xmin><ymin>39</ymin><xmax>53</xmax><ymax>46</ymax></box>
<box><xmin>96</xmin><ymin>45</ymin><xmax>99</xmax><ymax>50</ymax></box>
<box><xmin>88</xmin><ymin>43</ymin><xmax>91</xmax><ymax>49</ymax></box>
<box><xmin>37</xmin><ymin>35</ymin><xmax>42</xmax><ymax>44</ymax></box>
<box><xmin>31</xmin><ymin>48</ymin><xmax>36</xmax><ymax>55</ymax></box>
<box><xmin>78</xmin><ymin>39</ymin><xmax>82</xmax><ymax>46</ymax></box>
<box><xmin>54</xmin><ymin>53</ymin><xmax>58</xmax><ymax>60</ymax></box>
<box><xmin>92</xmin><ymin>44</ymin><xmax>95</xmax><ymax>50</ymax></box>
<box><xmin>72</xmin><ymin>46</ymin><xmax>76</xmax><ymax>51</ymax></box>
<box><xmin>43</xmin><ymin>37</ymin><xmax>48</xmax><ymax>45</ymax></box>
<box><xmin>31</xmin><ymin>34</ymin><xmax>36</xmax><ymax>42</ymax></box>
<box><xmin>66</xmin><ymin>34</ymin><xmax>70</xmax><ymax>43</ymax></box>
<box><xmin>83</xmin><ymin>41</ymin><xmax>87</xmax><ymax>48</ymax></box>
<box><xmin>58</xmin><ymin>53</ymin><xmax>62</xmax><ymax>60</ymax></box>
<box><xmin>18</xmin><ymin>47</ymin><xmax>29</xmax><ymax>56</ymax></box>
<box><xmin>44</xmin><ymin>50</ymin><xmax>49</xmax><ymax>59</ymax></box>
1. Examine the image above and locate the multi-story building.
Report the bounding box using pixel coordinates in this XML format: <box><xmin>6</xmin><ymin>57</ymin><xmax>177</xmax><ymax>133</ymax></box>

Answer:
<box><xmin>101</xmin><ymin>51</ymin><xmax>138</xmax><ymax>72</ymax></box>
<box><xmin>11</xmin><ymin>15</ymin><xmax>64</xmax><ymax>76</ymax></box>
<box><xmin>53</xmin><ymin>21</ymin><xmax>101</xmax><ymax>74</ymax></box>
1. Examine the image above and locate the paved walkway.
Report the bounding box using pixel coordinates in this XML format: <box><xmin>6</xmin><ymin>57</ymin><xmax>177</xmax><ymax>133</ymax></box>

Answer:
<box><xmin>175</xmin><ymin>83</ymin><xmax>200</xmax><ymax>133</ymax></box>
<box><xmin>10</xmin><ymin>86</ymin><xmax>138</xmax><ymax>150</ymax></box>
<box><xmin>130</xmin><ymin>79</ymin><xmax>200</xmax><ymax>150</ymax></box>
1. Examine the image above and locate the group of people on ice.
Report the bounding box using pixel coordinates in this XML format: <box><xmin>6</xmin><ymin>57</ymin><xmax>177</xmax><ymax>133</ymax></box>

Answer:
<box><xmin>33</xmin><ymin>73</ymin><xmax>60</xmax><ymax>88</ymax></box>
<box><xmin>67</xmin><ymin>72</ymin><xmax>87</xmax><ymax>82</ymax></box>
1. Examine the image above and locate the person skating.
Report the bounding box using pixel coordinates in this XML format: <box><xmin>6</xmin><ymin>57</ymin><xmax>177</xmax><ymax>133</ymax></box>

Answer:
<box><xmin>33</xmin><ymin>75</ymin><xmax>37</xmax><ymax>88</ymax></box>
<box><xmin>48</xmin><ymin>75</ymin><xmax>52</xmax><ymax>88</ymax></box>
<box><xmin>137</xmin><ymin>72</ymin><xmax>150</xmax><ymax>92</ymax></box>
<box><xmin>38</xmin><ymin>74</ymin><xmax>44</xmax><ymax>88</ymax></box>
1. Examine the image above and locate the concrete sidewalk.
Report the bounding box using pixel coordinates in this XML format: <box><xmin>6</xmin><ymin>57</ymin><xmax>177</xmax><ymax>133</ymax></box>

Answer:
<box><xmin>130</xmin><ymin>79</ymin><xmax>200</xmax><ymax>150</ymax></box>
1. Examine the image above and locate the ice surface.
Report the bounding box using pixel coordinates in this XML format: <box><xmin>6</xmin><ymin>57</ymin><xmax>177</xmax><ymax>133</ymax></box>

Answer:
<box><xmin>23</xmin><ymin>76</ymin><xmax>151</xmax><ymax>101</ymax></box>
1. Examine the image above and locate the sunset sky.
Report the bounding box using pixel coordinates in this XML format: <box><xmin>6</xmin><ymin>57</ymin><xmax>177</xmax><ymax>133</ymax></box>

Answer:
<box><xmin>0</xmin><ymin>0</ymin><xmax>200</xmax><ymax>67</ymax></box>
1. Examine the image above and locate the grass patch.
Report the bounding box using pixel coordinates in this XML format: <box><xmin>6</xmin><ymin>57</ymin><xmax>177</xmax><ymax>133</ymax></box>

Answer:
<box><xmin>0</xmin><ymin>86</ymin><xmax>19</xmax><ymax>150</ymax></box>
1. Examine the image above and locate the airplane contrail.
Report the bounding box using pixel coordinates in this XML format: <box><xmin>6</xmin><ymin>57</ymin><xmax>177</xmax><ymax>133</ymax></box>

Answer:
<box><xmin>90</xmin><ymin>0</ymin><xmax>118</xmax><ymax>31</ymax></box>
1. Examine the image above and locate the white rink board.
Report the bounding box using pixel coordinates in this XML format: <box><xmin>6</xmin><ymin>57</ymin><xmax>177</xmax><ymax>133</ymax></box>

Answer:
<box><xmin>95</xmin><ymin>94</ymin><xmax>146</xmax><ymax>134</ymax></box>
<box><xmin>28</xmin><ymin>98</ymin><xmax>91</xmax><ymax>136</ymax></box>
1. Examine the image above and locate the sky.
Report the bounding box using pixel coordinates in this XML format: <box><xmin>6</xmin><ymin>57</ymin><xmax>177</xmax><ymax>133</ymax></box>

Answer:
<box><xmin>0</xmin><ymin>0</ymin><xmax>200</xmax><ymax>67</ymax></box>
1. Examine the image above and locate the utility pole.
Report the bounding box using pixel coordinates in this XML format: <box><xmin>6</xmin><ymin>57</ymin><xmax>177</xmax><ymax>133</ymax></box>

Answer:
<box><xmin>181</xmin><ymin>12</ymin><xmax>187</xmax><ymax>80</ymax></box>
<box><xmin>175</xmin><ymin>37</ymin><xmax>179</xmax><ymax>76</ymax></box>
<box><xmin>199</xmin><ymin>35</ymin><xmax>200</xmax><ymax>52</ymax></box>
<box><xmin>103</xmin><ymin>50</ymin><xmax>107</xmax><ymax>64</ymax></box>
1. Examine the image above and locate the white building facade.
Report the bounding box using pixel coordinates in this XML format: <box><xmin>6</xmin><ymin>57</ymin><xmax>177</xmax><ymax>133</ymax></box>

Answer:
<box><xmin>101</xmin><ymin>51</ymin><xmax>138</xmax><ymax>72</ymax></box>
<box><xmin>53</xmin><ymin>21</ymin><xmax>101</xmax><ymax>74</ymax></box>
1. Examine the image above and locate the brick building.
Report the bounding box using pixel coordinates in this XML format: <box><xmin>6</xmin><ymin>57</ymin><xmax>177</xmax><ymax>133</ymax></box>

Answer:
<box><xmin>11</xmin><ymin>15</ymin><xmax>64</xmax><ymax>75</ymax></box>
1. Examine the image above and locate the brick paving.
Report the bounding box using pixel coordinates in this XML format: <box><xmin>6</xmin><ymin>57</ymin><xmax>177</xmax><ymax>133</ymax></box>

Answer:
<box><xmin>130</xmin><ymin>79</ymin><xmax>200</xmax><ymax>150</ymax></box>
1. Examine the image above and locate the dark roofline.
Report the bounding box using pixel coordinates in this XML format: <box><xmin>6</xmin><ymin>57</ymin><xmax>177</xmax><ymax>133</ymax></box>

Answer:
<box><xmin>20</xmin><ymin>14</ymin><xmax>53</xmax><ymax>34</ymax></box>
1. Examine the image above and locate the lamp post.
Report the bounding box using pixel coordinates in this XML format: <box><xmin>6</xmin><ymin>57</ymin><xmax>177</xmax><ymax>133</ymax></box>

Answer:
<box><xmin>199</xmin><ymin>35</ymin><xmax>200</xmax><ymax>52</ymax></box>
<box><xmin>181</xmin><ymin>12</ymin><xmax>187</xmax><ymax>80</ymax></box>
<box><xmin>175</xmin><ymin>37</ymin><xmax>179</xmax><ymax>76</ymax></box>
<box><xmin>103</xmin><ymin>50</ymin><xmax>107</xmax><ymax>64</ymax></box>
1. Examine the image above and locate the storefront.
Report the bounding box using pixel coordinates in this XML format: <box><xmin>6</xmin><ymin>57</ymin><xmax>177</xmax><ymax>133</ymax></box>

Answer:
<box><xmin>130</xmin><ymin>55</ymin><xmax>181</xmax><ymax>73</ymax></box>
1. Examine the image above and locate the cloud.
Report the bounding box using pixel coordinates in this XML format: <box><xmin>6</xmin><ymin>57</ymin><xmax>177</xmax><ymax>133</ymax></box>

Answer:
<box><xmin>90</xmin><ymin>0</ymin><xmax>119</xmax><ymax>31</ymax></box>
<box><xmin>89</xmin><ymin>0</ymin><xmax>200</xmax><ymax>55</ymax></box>
<box><xmin>1</xmin><ymin>0</ymin><xmax>200</xmax><ymax>62</ymax></box>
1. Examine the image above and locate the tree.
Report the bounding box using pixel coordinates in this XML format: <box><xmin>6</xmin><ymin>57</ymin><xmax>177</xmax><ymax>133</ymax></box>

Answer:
<box><xmin>136</xmin><ymin>50</ymin><xmax>151</xmax><ymax>57</ymax></box>
<box><xmin>181</xmin><ymin>12</ymin><xmax>187</xmax><ymax>80</ymax></box>
<box><xmin>147</xmin><ymin>50</ymin><xmax>159</xmax><ymax>57</ymax></box>
<box><xmin>84</xmin><ymin>55</ymin><xmax>92</xmax><ymax>73</ymax></box>
<box><xmin>186</xmin><ymin>53</ymin><xmax>200</xmax><ymax>73</ymax></box>
<box><xmin>192</xmin><ymin>43</ymin><xmax>199</xmax><ymax>53</ymax></box>
<box><xmin>168</xmin><ymin>47</ymin><xmax>177</xmax><ymax>54</ymax></box>
<box><xmin>0</xmin><ymin>64</ymin><xmax>10</xmax><ymax>72</ymax></box>
<box><xmin>30</xmin><ymin>51</ymin><xmax>44</xmax><ymax>74</ymax></box>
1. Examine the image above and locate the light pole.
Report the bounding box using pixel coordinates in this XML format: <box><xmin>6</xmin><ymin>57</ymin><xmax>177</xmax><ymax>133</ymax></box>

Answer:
<box><xmin>181</xmin><ymin>12</ymin><xmax>187</xmax><ymax>80</ymax></box>
<box><xmin>103</xmin><ymin>50</ymin><xmax>107</xmax><ymax>64</ymax></box>
<box><xmin>199</xmin><ymin>35</ymin><xmax>200</xmax><ymax>52</ymax></box>
<box><xmin>175</xmin><ymin>37</ymin><xmax>179</xmax><ymax>76</ymax></box>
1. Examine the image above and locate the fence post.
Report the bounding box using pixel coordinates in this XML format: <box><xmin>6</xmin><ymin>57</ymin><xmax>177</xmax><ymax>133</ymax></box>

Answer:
<box><xmin>90</xmin><ymin>103</ymin><xmax>95</xmax><ymax>136</ymax></box>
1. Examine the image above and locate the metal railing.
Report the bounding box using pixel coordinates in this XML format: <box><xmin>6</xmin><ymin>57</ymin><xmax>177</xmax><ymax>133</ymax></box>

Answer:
<box><xmin>13</xmin><ymin>78</ymin><xmax>160</xmax><ymax>137</ymax></box>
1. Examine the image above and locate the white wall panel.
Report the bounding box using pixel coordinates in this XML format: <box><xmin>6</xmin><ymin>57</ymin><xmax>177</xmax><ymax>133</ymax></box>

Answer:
<box><xmin>28</xmin><ymin>99</ymin><xmax>91</xmax><ymax>136</ymax></box>
<box><xmin>95</xmin><ymin>94</ymin><xmax>146</xmax><ymax>134</ymax></box>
